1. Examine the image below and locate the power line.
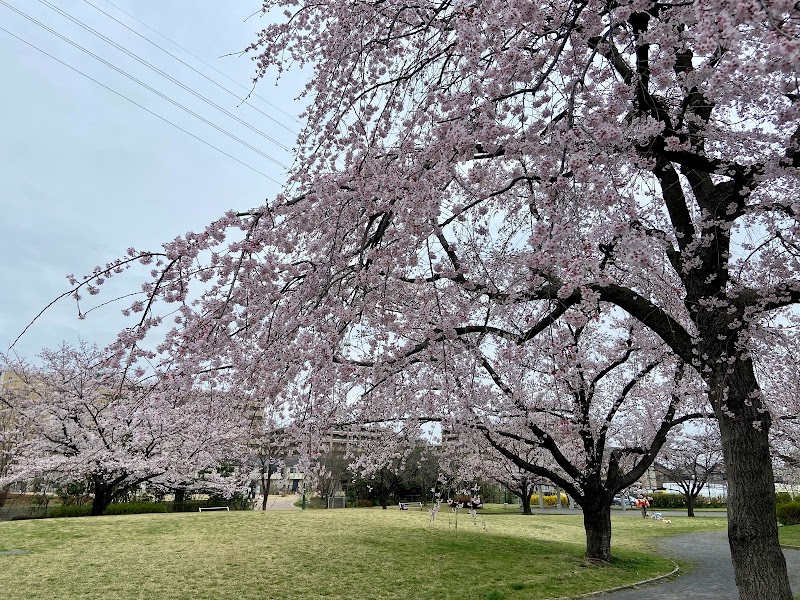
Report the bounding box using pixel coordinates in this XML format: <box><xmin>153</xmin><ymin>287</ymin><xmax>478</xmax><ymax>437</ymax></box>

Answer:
<box><xmin>38</xmin><ymin>0</ymin><xmax>295</xmax><ymax>153</ymax></box>
<box><xmin>0</xmin><ymin>0</ymin><xmax>289</xmax><ymax>170</ymax></box>
<box><xmin>83</xmin><ymin>0</ymin><xmax>300</xmax><ymax>136</ymax></box>
<box><xmin>0</xmin><ymin>24</ymin><xmax>284</xmax><ymax>184</ymax></box>
<box><xmin>96</xmin><ymin>0</ymin><xmax>303</xmax><ymax>126</ymax></box>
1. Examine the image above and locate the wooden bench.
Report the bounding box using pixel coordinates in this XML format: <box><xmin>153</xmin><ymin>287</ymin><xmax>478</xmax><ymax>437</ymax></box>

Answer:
<box><xmin>398</xmin><ymin>502</ymin><xmax>424</xmax><ymax>511</ymax></box>
<box><xmin>198</xmin><ymin>506</ymin><xmax>230</xmax><ymax>512</ymax></box>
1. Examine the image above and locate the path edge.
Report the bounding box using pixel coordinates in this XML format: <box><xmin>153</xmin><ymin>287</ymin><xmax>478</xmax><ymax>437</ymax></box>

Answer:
<box><xmin>544</xmin><ymin>561</ymin><xmax>680</xmax><ymax>600</ymax></box>
<box><xmin>781</xmin><ymin>544</ymin><xmax>800</xmax><ymax>551</ymax></box>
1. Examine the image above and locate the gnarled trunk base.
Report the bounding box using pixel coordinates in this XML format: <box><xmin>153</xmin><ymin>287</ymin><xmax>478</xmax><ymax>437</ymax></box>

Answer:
<box><xmin>582</xmin><ymin>502</ymin><xmax>612</xmax><ymax>562</ymax></box>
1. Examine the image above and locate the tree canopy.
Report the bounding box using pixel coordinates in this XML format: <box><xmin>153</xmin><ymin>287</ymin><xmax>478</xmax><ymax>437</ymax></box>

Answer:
<box><xmin>50</xmin><ymin>2</ymin><xmax>800</xmax><ymax>596</ymax></box>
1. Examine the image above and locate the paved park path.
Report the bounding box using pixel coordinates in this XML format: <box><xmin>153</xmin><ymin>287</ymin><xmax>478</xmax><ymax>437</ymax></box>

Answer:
<box><xmin>253</xmin><ymin>493</ymin><xmax>301</xmax><ymax>511</ymax></box>
<box><xmin>605</xmin><ymin>530</ymin><xmax>800</xmax><ymax>599</ymax></box>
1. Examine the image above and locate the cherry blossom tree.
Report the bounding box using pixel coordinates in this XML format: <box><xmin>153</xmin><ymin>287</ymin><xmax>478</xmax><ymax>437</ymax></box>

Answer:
<box><xmin>0</xmin><ymin>343</ymin><xmax>248</xmax><ymax>516</ymax></box>
<box><xmin>658</xmin><ymin>421</ymin><xmax>724</xmax><ymax>516</ymax></box>
<box><xmin>424</xmin><ymin>318</ymin><xmax>706</xmax><ymax>560</ymax></box>
<box><xmin>0</xmin><ymin>405</ymin><xmax>18</xmax><ymax>507</ymax></box>
<box><xmin>0</xmin><ymin>369</ymin><xmax>26</xmax><ymax>507</ymax></box>
<box><xmin>242</xmin><ymin>413</ymin><xmax>287</xmax><ymax>509</ymax></box>
<box><xmin>54</xmin><ymin>0</ymin><xmax>800</xmax><ymax>596</ymax></box>
<box><xmin>476</xmin><ymin>439</ymin><xmax>542</xmax><ymax>516</ymax></box>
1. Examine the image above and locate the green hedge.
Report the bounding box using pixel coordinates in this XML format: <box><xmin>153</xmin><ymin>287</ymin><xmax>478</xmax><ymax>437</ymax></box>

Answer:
<box><xmin>28</xmin><ymin>502</ymin><xmax>171</xmax><ymax>519</ymax></box>
<box><xmin>104</xmin><ymin>502</ymin><xmax>168</xmax><ymax>515</ymax></box>
<box><xmin>649</xmin><ymin>493</ymin><xmax>727</xmax><ymax>509</ymax></box>
<box><xmin>777</xmin><ymin>502</ymin><xmax>800</xmax><ymax>526</ymax></box>
<box><xmin>49</xmin><ymin>505</ymin><xmax>91</xmax><ymax>518</ymax></box>
<box><xmin>9</xmin><ymin>499</ymin><xmax>244</xmax><ymax>520</ymax></box>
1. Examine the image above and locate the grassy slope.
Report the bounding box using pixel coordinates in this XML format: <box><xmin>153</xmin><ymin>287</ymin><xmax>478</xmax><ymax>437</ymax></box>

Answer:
<box><xmin>0</xmin><ymin>510</ymin><xmax>726</xmax><ymax>600</ymax></box>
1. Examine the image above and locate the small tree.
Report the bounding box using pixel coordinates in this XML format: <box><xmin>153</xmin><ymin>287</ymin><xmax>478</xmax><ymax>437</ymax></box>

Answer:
<box><xmin>496</xmin><ymin>468</ymin><xmax>538</xmax><ymax>516</ymax></box>
<box><xmin>395</xmin><ymin>444</ymin><xmax>440</xmax><ymax>505</ymax></box>
<box><xmin>659</xmin><ymin>423</ymin><xmax>724</xmax><ymax>517</ymax></box>
<box><xmin>244</xmin><ymin>416</ymin><xmax>286</xmax><ymax>510</ymax></box>
<box><xmin>468</xmin><ymin>435</ymin><xmax>543</xmax><ymax>515</ymax></box>
<box><xmin>310</xmin><ymin>447</ymin><xmax>351</xmax><ymax>506</ymax></box>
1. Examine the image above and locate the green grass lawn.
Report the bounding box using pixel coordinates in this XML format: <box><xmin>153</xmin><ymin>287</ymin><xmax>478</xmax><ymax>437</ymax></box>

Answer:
<box><xmin>0</xmin><ymin>509</ymin><xmax>726</xmax><ymax>600</ymax></box>
<box><xmin>780</xmin><ymin>524</ymin><xmax>800</xmax><ymax>548</ymax></box>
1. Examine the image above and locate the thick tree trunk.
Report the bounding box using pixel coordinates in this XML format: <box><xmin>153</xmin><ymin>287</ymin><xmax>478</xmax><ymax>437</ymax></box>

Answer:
<box><xmin>710</xmin><ymin>361</ymin><xmax>792</xmax><ymax>600</ymax></box>
<box><xmin>718</xmin><ymin>413</ymin><xmax>791</xmax><ymax>599</ymax></box>
<box><xmin>520</xmin><ymin>492</ymin><xmax>532</xmax><ymax>515</ymax></box>
<box><xmin>582</xmin><ymin>500</ymin><xmax>612</xmax><ymax>562</ymax></box>
<box><xmin>0</xmin><ymin>484</ymin><xmax>10</xmax><ymax>508</ymax></box>
<box><xmin>686</xmin><ymin>493</ymin><xmax>695</xmax><ymax>517</ymax></box>
<box><xmin>174</xmin><ymin>488</ymin><xmax>186</xmax><ymax>512</ymax></box>
<box><xmin>90</xmin><ymin>479</ymin><xmax>113</xmax><ymax>516</ymax></box>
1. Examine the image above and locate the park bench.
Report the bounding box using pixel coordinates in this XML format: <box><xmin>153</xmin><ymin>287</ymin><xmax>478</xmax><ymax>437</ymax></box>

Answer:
<box><xmin>398</xmin><ymin>502</ymin><xmax>424</xmax><ymax>511</ymax></box>
<box><xmin>198</xmin><ymin>506</ymin><xmax>230</xmax><ymax>512</ymax></box>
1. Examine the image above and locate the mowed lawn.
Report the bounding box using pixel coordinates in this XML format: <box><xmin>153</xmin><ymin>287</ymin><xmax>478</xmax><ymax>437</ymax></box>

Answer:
<box><xmin>781</xmin><ymin>524</ymin><xmax>800</xmax><ymax>548</ymax></box>
<box><xmin>0</xmin><ymin>509</ymin><xmax>726</xmax><ymax>600</ymax></box>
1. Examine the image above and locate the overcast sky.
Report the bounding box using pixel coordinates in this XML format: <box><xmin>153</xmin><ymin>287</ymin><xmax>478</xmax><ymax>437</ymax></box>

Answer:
<box><xmin>0</xmin><ymin>1</ymin><xmax>306</xmax><ymax>360</ymax></box>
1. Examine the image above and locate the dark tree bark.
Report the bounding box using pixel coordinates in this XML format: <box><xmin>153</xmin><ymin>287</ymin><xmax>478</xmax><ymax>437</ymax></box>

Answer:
<box><xmin>260</xmin><ymin>472</ymin><xmax>268</xmax><ymax>510</ymax></box>
<box><xmin>260</xmin><ymin>463</ymin><xmax>274</xmax><ymax>510</ymax></box>
<box><xmin>582</xmin><ymin>499</ymin><xmax>612</xmax><ymax>562</ymax></box>
<box><xmin>520</xmin><ymin>490</ymin><xmax>532</xmax><ymax>515</ymax></box>
<box><xmin>90</xmin><ymin>478</ymin><xmax>114</xmax><ymax>516</ymax></box>
<box><xmin>713</xmin><ymin>363</ymin><xmax>790</xmax><ymax>599</ymax></box>
<box><xmin>377</xmin><ymin>467</ymin><xmax>395</xmax><ymax>509</ymax></box>
<box><xmin>686</xmin><ymin>493</ymin><xmax>695</xmax><ymax>517</ymax></box>
<box><xmin>0</xmin><ymin>484</ymin><xmax>9</xmax><ymax>508</ymax></box>
<box><xmin>174</xmin><ymin>488</ymin><xmax>186</xmax><ymax>512</ymax></box>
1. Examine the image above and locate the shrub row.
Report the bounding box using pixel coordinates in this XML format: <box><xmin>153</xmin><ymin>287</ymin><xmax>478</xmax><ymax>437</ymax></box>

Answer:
<box><xmin>49</xmin><ymin>505</ymin><xmax>90</xmax><ymax>518</ymax></box>
<box><xmin>13</xmin><ymin>501</ymin><xmax>190</xmax><ymax>520</ymax></box>
<box><xmin>104</xmin><ymin>502</ymin><xmax>168</xmax><ymax>516</ymax></box>
<box><xmin>49</xmin><ymin>502</ymin><xmax>170</xmax><ymax>518</ymax></box>
<box><xmin>540</xmin><ymin>493</ymin><xmax>569</xmax><ymax>507</ymax></box>
<box><xmin>777</xmin><ymin>502</ymin><xmax>800</xmax><ymax>526</ymax></box>
<box><xmin>648</xmin><ymin>494</ymin><xmax>726</xmax><ymax>509</ymax></box>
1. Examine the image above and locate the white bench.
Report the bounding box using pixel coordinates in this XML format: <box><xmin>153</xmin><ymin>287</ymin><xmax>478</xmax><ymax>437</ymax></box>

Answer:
<box><xmin>399</xmin><ymin>502</ymin><xmax>423</xmax><ymax>511</ymax></box>
<box><xmin>198</xmin><ymin>506</ymin><xmax>230</xmax><ymax>512</ymax></box>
